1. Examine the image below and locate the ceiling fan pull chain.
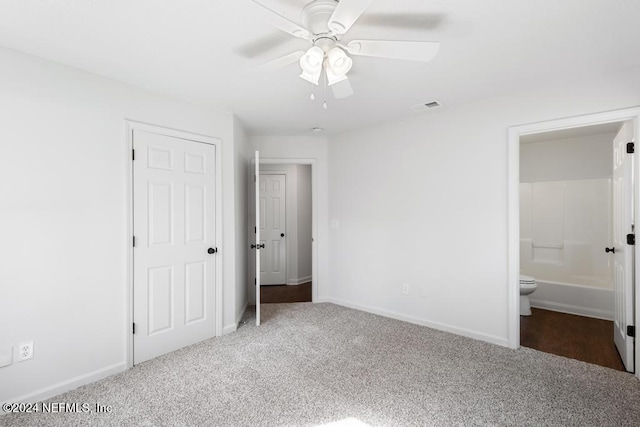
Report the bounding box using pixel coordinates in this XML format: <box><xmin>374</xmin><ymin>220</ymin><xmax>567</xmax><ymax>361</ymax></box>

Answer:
<box><xmin>322</xmin><ymin>69</ymin><xmax>328</xmax><ymax>109</ymax></box>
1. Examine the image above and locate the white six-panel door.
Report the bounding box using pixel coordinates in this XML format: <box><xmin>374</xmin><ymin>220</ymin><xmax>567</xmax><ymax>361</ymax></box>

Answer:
<box><xmin>259</xmin><ymin>174</ymin><xmax>287</xmax><ymax>285</ymax></box>
<box><xmin>133</xmin><ymin>129</ymin><xmax>217</xmax><ymax>364</ymax></box>
<box><xmin>613</xmin><ymin>120</ymin><xmax>635</xmax><ymax>373</ymax></box>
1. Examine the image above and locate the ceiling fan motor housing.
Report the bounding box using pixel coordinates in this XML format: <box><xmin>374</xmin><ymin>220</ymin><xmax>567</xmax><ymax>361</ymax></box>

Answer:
<box><xmin>301</xmin><ymin>0</ymin><xmax>339</xmax><ymax>37</ymax></box>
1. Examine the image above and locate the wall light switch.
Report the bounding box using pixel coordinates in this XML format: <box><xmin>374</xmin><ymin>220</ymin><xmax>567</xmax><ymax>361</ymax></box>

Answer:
<box><xmin>0</xmin><ymin>345</ymin><xmax>13</xmax><ymax>367</ymax></box>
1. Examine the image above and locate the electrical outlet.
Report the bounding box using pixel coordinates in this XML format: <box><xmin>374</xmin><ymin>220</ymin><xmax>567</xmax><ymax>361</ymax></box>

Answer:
<box><xmin>402</xmin><ymin>283</ymin><xmax>409</xmax><ymax>295</ymax></box>
<box><xmin>17</xmin><ymin>341</ymin><xmax>34</xmax><ymax>362</ymax></box>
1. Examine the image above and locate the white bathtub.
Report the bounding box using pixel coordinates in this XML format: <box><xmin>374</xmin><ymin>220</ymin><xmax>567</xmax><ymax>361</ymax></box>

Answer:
<box><xmin>528</xmin><ymin>279</ymin><xmax>613</xmax><ymax>320</ymax></box>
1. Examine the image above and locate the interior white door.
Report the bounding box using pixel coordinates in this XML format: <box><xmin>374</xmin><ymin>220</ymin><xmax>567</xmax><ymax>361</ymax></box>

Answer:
<box><xmin>254</xmin><ymin>151</ymin><xmax>261</xmax><ymax>326</ymax></box>
<box><xmin>259</xmin><ymin>174</ymin><xmax>287</xmax><ymax>285</ymax></box>
<box><xmin>133</xmin><ymin>130</ymin><xmax>217</xmax><ymax>364</ymax></box>
<box><xmin>613</xmin><ymin>120</ymin><xmax>635</xmax><ymax>373</ymax></box>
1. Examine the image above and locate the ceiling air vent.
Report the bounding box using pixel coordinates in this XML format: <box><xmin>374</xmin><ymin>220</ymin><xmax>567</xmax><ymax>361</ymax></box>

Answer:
<box><xmin>412</xmin><ymin>101</ymin><xmax>441</xmax><ymax>112</ymax></box>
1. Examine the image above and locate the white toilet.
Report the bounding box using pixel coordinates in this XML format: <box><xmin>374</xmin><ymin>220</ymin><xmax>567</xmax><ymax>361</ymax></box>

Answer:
<box><xmin>519</xmin><ymin>275</ymin><xmax>537</xmax><ymax>316</ymax></box>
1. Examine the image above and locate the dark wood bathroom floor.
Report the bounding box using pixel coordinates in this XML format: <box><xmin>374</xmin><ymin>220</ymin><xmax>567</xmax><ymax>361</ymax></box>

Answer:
<box><xmin>520</xmin><ymin>308</ymin><xmax>626</xmax><ymax>371</ymax></box>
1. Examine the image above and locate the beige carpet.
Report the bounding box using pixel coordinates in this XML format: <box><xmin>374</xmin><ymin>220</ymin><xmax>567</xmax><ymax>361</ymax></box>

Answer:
<box><xmin>2</xmin><ymin>303</ymin><xmax>639</xmax><ymax>426</ymax></box>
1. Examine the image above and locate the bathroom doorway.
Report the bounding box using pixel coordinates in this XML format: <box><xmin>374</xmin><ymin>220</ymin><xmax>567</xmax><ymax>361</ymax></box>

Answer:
<box><xmin>507</xmin><ymin>108</ymin><xmax>640</xmax><ymax>377</ymax></box>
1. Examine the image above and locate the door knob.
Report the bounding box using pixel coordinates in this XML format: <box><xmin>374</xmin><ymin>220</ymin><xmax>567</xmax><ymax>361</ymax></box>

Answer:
<box><xmin>605</xmin><ymin>247</ymin><xmax>615</xmax><ymax>254</ymax></box>
<box><xmin>281</xmin><ymin>233</ymin><xmax>285</xmax><ymax>237</ymax></box>
<box><xmin>208</xmin><ymin>247</ymin><xmax>217</xmax><ymax>254</ymax></box>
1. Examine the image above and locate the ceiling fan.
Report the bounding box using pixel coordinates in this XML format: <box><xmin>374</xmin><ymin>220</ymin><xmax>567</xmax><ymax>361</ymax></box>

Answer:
<box><xmin>251</xmin><ymin>0</ymin><xmax>440</xmax><ymax>99</ymax></box>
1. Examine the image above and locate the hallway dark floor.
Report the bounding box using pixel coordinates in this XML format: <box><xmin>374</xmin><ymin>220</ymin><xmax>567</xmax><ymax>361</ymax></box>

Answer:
<box><xmin>520</xmin><ymin>308</ymin><xmax>626</xmax><ymax>371</ymax></box>
<box><xmin>260</xmin><ymin>282</ymin><xmax>311</xmax><ymax>303</ymax></box>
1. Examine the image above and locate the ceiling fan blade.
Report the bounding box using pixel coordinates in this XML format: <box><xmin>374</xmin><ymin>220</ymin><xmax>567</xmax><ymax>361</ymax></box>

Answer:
<box><xmin>235</xmin><ymin>33</ymin><xmax>295</xmax><ymax>58</ymax></box>
<box><xmin>252</xmin><ymin>0</ymin><xmax>310</xmax><ymax>39</ymax></box>
<box><xmin>357</xmin><ymin>13</ymin><xmax>444</xmax><ymax>31</ymax></box>
<box><xmin>328</xmin><ymin>0</ymin><xmax>374</xmax><ymax>35</ymax></box>
<box><xmin>254</xmin><ymin>51</ymin><xmax>305</xmax><ymax>71</ymax></box>
<box><xmin>331</xmin><ymin>77</ymin><xmax>354</xmax><ymax>99</ymax></box>
<box><xmin>346</xmin><ymin>40</ymin><xmax>440</xmax><ymax>62</ymax></box>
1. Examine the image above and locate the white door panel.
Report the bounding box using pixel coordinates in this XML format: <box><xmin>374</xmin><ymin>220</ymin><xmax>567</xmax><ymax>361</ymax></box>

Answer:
<box><xmin>133</xmin><ymin>130</ymin><xmax>217</xmax><ymax>364</ymax></box>
<box><xmin>254</xmin><ymin>152</ymin><xmax>261</xmax><ymax>325</ymax></box>
<box><xmin>613</xmin><ymin>120</ymin><xmax>635</xmax><ymax>373</ymax></box>
<box><xmin>260</xmin><ymin>174</ymin><xmax>287</xmax><ymax>285</ymax></box>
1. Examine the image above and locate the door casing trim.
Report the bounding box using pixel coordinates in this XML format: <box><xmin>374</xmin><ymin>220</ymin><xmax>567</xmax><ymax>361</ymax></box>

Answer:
<box><xmin>125</xmin><ymin>120</ymin><xmax>223</xmax><ymax>368</ymax></box>
<box><xmin>507</xmin><ymin>107</ymin><xmax>640</xmax><ymax>379</ymax></box>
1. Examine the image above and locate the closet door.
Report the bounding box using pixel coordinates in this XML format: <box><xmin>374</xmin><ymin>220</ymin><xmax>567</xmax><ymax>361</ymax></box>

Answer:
<box><xmin>133</xmin><ymin>129</ymin><xmax>218</xmax><ymax>364</ymax></box>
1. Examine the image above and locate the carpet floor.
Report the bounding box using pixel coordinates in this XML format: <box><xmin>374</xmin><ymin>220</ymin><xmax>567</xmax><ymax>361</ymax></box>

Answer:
<box><xmin>2</xmin><ymin>303</ymin><xmax>639</xmax><ymax>426</ymax></box>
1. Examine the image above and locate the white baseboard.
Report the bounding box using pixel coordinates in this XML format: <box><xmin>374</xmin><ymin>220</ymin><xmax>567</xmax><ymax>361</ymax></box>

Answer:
<box><xmin>237</xmin><ymin>301</ymin><xmax>248</xmax><ymax>324</ymax></box>
<box><xmin>287</xmin><ymin>276</ymin><xmax>312</xmax><ymax>286</ymax></box>
<box><xmin>529</xmin><ymin>280</ymin><xmax>613</xmax><ymax>320</ymax></box>
<box><xmin>1</xmin><ymin>362</ymin><xmax>126</xmax><ymax>408</ymax></box>
<box><xmin>222</xmin><ymin>324</ymin><xmax>237</xmax><ymax>335</ymax></box>
<box><xmin>223</xmin><ymin>319</ymin><xmax>238</xmax><ymax>335</ymax></box>
<box><xmin>222</xmin><ymin>301</ymin><xmax>249</xmax><ymax>335</ymax></box>
<box><xmin>325</xmin><ymin>298</ymin><xmax>509</xmax><ymax>348</ymax></box>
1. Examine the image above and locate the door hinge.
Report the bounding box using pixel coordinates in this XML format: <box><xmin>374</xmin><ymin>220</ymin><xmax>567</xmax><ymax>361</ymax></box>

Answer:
<box><xmin>627</xmin><ymin>325</ymin><xmax>635</xmax><ymax>337</ymax></box>
<box><xmin>133</xmin><ymin>236</ymin><xmax>136</xmax><ymax>247</ymax></box>
<box><xmin>627</xmin><ymin>142</ymin><xmax>634</xmax><ymax>154</ymax></box>
<box><xmin>132</xmin><ymin>149</ymin><xmax>135</xmax><ymax>160</ymax></box>
<box><xmin>254</xmin><ymin>227</ymin><xmax>256</xmax><ymax>233</ymax></box>
<box><xmin>132</xmin><ymin>323</ymin><xmax>136</xmax><ymax>334</ymax></box>
<box><xmin>627</xmin><ymin>233</ymin><xmax>635</xmax><ymax>245</ymax></box>
<box><xmin>254</xmin><ymin>278</ymin><xmax>256</xmax><ymax>286</ymax></box>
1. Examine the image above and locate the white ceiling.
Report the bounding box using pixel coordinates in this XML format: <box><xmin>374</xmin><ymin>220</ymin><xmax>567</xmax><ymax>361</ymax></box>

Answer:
<box><xmin>1</xmin><ymin>0</ymin><xmax>639</xmax><ymax>136</ymax></box>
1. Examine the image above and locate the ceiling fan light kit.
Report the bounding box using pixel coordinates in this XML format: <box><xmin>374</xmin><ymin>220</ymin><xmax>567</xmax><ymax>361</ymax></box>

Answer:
<box><xmin>325</xmin><ymin>63</ymin><xmax>348</xmax><ymax>86</ymax></box>
<box><xmin>299</xmin><ymin>45</ymin><xmax>324</xmax><ymax>84</ymax></box>
<box><xmin>327</xmin><ymin>47</ymin><xmax>352</xmax><ymax>75</ymax></box>
<box><xmin>253</xmin><ymin>0</ymin><xmax>440</xmax><ymax>97</ymax></box>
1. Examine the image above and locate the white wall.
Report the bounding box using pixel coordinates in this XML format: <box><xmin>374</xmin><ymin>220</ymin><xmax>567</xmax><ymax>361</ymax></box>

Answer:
<box><xmin>233</xmin><ymin>118</ymin><xmax>252</xmax><ymax>328</ymax></box>
<box><xmin>0</xmin><ymin>47</ymin><xmax>239</xmax><ymax>403</ymax></box>
<box><xmin>251</xmin><ymin>136</ymin><xmax>329</xmax><ymax>301</ymax></box>
<box><xmin>520</xmin><ymin>133</ymin><xmax>615</xmax><ymax>182</ymax></box>
<box><xmin>297</xmin><ymin>165</ymin><xmax>313</xmax><ymax>282</ymax></box>
<box><xmin>327</xmin><ymin>69</ymin><xmax>640</xmax><ymax>346</ymax></box>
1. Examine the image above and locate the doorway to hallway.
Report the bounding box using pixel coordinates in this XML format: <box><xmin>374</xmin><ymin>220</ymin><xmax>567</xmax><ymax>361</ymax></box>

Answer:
<box><xmin>261</xmin><ymin>282</ymin><xmax>312</xmax><ymax>304</ymax></box>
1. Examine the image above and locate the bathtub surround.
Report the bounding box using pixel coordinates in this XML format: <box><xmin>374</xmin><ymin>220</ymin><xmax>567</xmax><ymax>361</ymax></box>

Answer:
<box><xmin>520</xmin><ymin>179</ymin><xmax>612</xmax><ymax>288</ymax></box>
<box><xmin>2</xmin><ymin>303</ymin><xmax>639</xmax><ymax>427</ymax></box>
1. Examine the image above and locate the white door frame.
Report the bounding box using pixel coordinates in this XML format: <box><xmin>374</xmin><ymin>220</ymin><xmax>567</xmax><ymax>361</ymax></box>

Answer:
<box><xmin>507</xmin><ymin>107</ymin><xmax>640</xmax><ymax>378</ymax></box>
<box><xmin>125</xmin><ymin>120</ymin><xmax>223</xmax><ymax>368</ymax></box>
<box><xmin>248</xmin><ymin>158</ymin><xmax>319</xmax><ymax>303</ymax></box>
